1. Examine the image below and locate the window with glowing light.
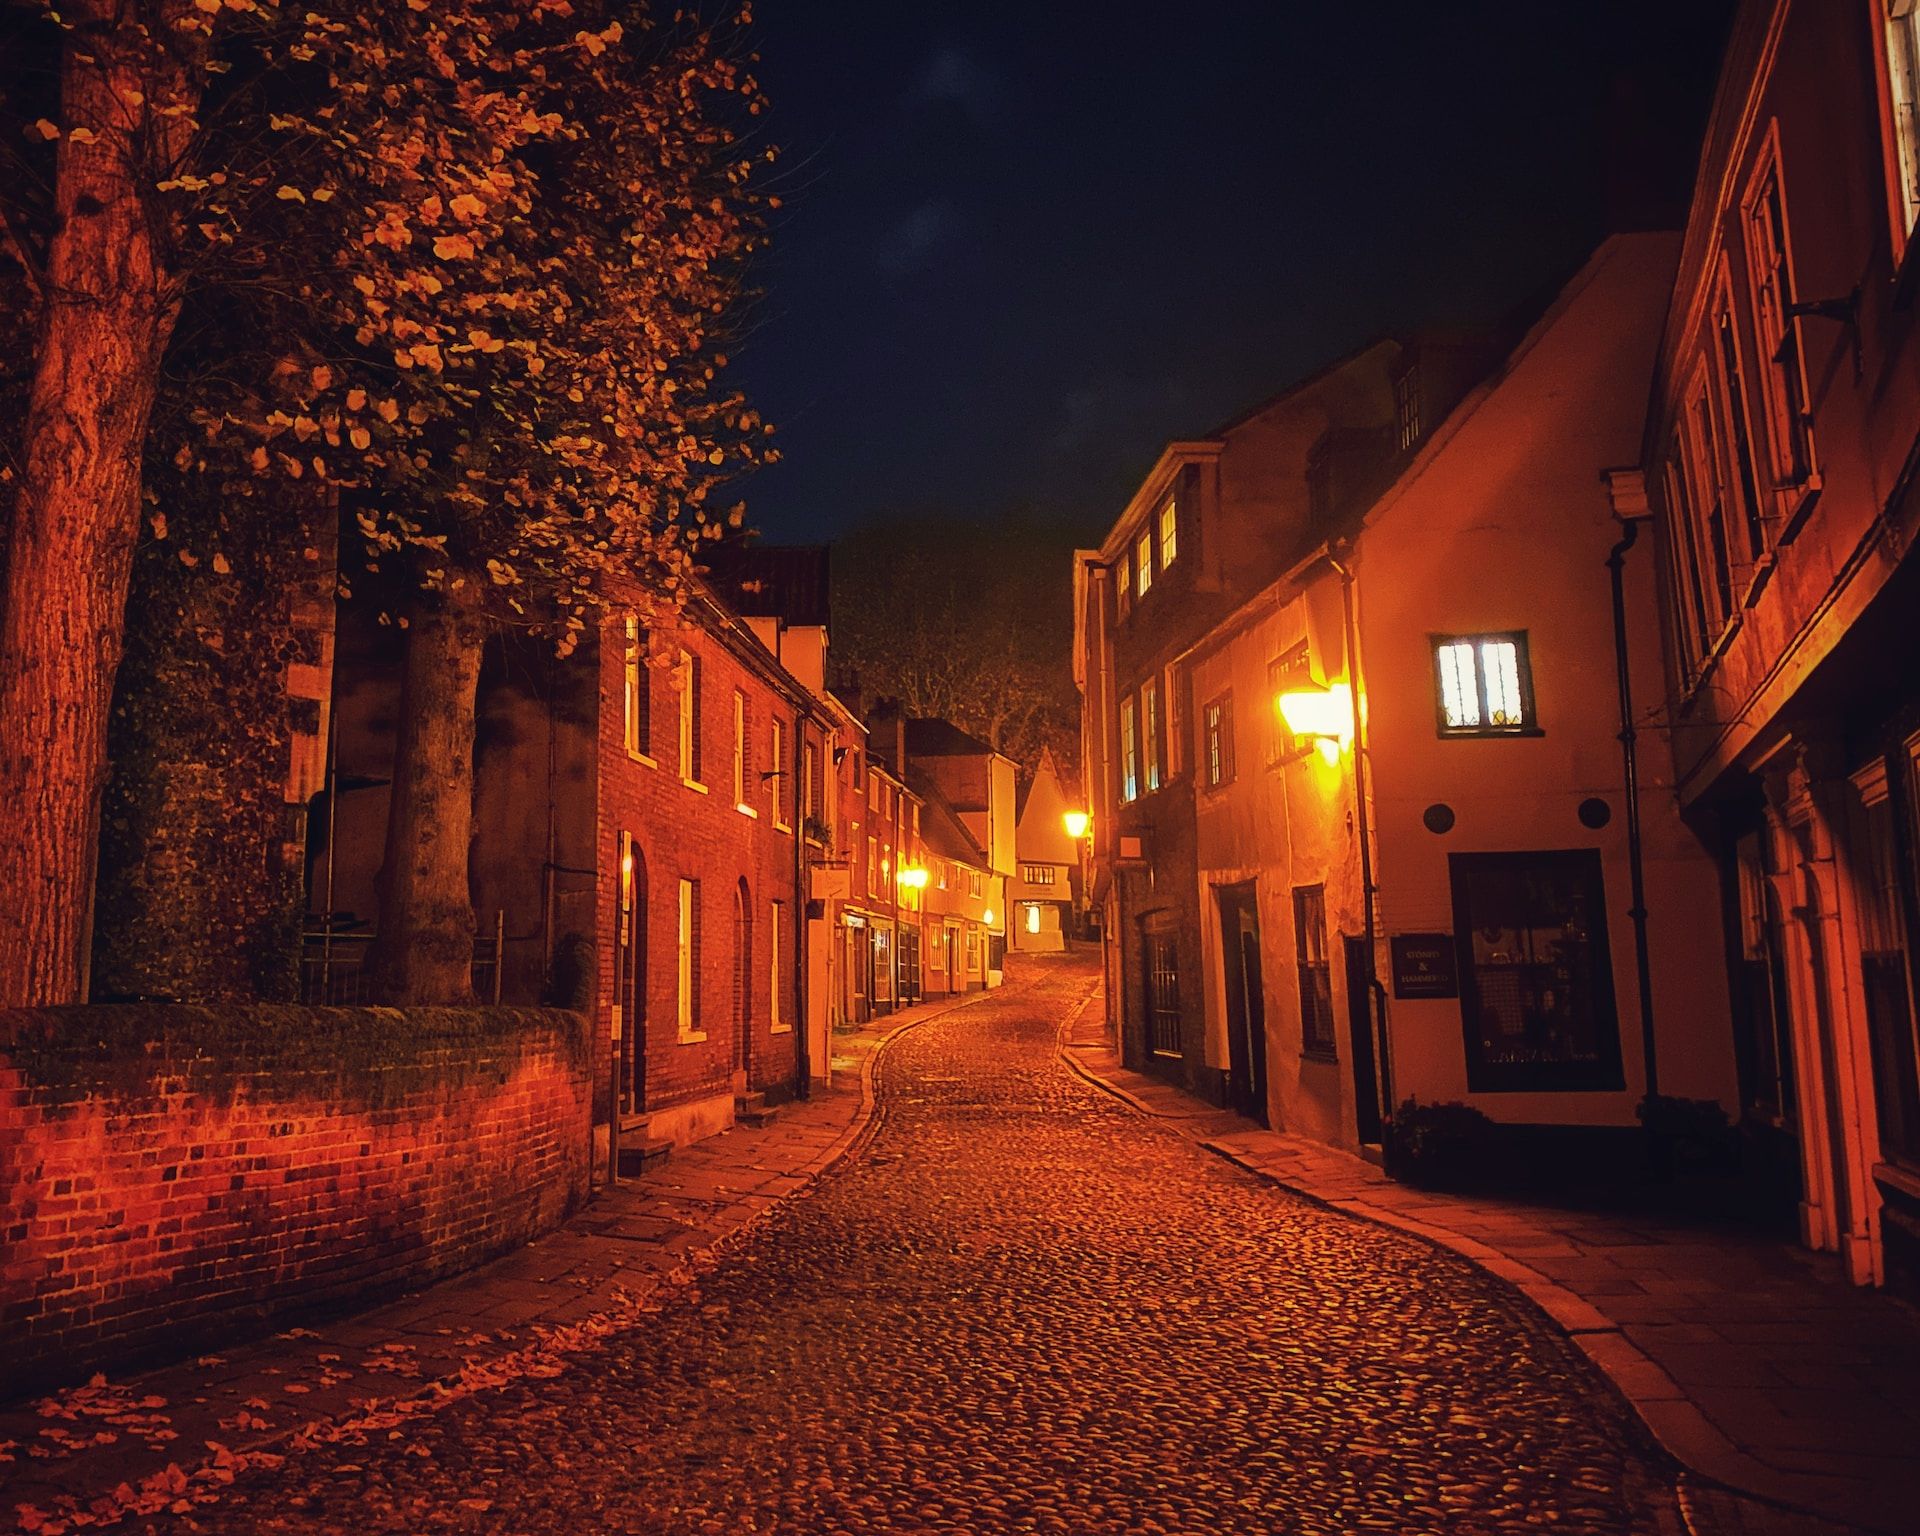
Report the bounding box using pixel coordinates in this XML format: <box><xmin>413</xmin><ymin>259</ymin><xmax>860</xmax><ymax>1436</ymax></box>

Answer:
<box><xmin>1119</xmin><ymin>696</ymin><xmax>1139</xmax><ymax>802</ymax></box>
<box><xmin>1135</xmin><ymin>529</ymin><xmax>1152</xmax><ymax>597</ymax></box>
<box><xmin>1142</xmin><ymin>678</ymin><xmax>1162</xmax><ymax>793</ymax></box>
<box><xmin>1432</xmin><ymin>633</ymin><xmax>1536</xmax><ymax>736</ymax></box>
<box><xmin>1158</xmin><ymin>497</ymin><xmax>1177</xmax><ymax>569</ymax></box>
<box><xmin>1024</xmin><ymin>903</ymin><xmax>1041</xmax><ymax>935</ymax></box>
<box><xmin>1022</xmin><ymin>864</ymin><xmax>1057</xmax><ymax>885</ymax></box>
<box><xmin>1394</xmin><ymin>364</ymin><xmax>1422</xmax><ymax>451</ymax></box>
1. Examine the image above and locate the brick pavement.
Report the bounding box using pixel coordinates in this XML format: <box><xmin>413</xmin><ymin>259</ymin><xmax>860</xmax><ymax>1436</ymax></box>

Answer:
<box><xmin>0</xmin><ymin>986</ymin><xmax>992</xmax><ymax>1534</ymax></box>
<box><xmin>1059</xmin><ymin>992</ymin><xmax>1920</xmax><ymax>1536</ymax></box>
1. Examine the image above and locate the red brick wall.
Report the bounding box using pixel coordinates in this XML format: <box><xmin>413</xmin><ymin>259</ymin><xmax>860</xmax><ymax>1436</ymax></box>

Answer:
<box><xmin>595</xmin><ymin>606</ymin><xmax>804</xmax><ymax>1117</ymax></box>
<box><xmin>0</xmin><ymin>1005</ymin><xmax>592</xmax><ymax>1395</ymax></box>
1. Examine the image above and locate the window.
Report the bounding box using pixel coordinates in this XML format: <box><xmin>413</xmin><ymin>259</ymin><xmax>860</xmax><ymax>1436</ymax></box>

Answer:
<box><xmin>770</xmin><ymin>900</ymin><xmax>787</xmax><ymax>1031</ymax></box>
<box><xmin>1022</xmin><ymin>864</ymin><xmax>1057</xmax><ymax>885</ymax></box>
<box><xmin>852</xmin><ymin>747</ymin><xmax>865</xmax><ymax>789</ymax></box>
<box><xmin>622</xmin><ymin>618</ymin><xmax>651</xmax><ymax>759</ymax></box>
<box><xmin>1449</xmin><ymin>850</ymin><xmax>1623</xmax><ymax>1092</ymax></box>
<box><xmin>677</xmin><ymin>650</ymin><xmax>702</xmax><ymax>784</ymax></box>
<box><xmin>936</xmin><ymin>860</ymin><xmax>948</xmax><ymax>890</ymax></box>
<box><xmin>1432</xmin><ymin>633</ymin><xmax>1535</xmax><ymax>735</ymax></box>
<box><xmin>1662</xmin><ymin>441</ymin><xmax>1715</xmax><ymax>674</ymax></box>
<box><xmin>967</xmin><ymin>868</ymin><xmax>984</xmax><ymax>899</ymax></box>
<box><xmin>1119</xmin><ymin>696</ymin><xmax>1139</xmax><ymax>802</ymax></box>
<box><xmin>1024</xmin><ymin>903</ymin><xmax>1042</xmax><ymax>935</ymax></box>
<box><xmin>1394</xmin><ymin>364</ymin><xmax>1422</xmax><ymax>451</ymax></box>
<box><xmin>1146</xmin><ymin>928</ymin><xmax>1181</xmax><ymax>1055</ymax></box>
<box><xmin>1116</xmin><ymin>554</ymin><xmax>1131</xmax><ymax>617</ymax></box>
<box><xmin>1744</xmin><ymin>148</ymin><xmax>1816</xmax><ymax>497</ymax></box>
<box><xmin>1269</xmin><ymin>645</ymin><xmax>1311</xmax><ymax>760</ymax></box>
<box><xmin>1680</xmin><ymin>376</ymin><xmax>1738</xmax><ymax>628</ymax></box>
<box><xmin>771</xmin><ymin>718</ymin><xmax>789</xmax><ymax>828</ymax></box>
<box><xmin>1293</xmin><ymin>886</ymin><xmax>1335</xmax><ymax>1057</ymax></box>
<box><xmin>1710</xmin><ymin>284</ymin><xmax>1768</xmax><ymax>561</ymax></box>
<box><xmin>1142</xmin><ymin>678</ymin><xmax>1162</xmax><ymax>792</ymax></box>
<box><xmin>677</xmin><ymin>877</ymin><xmax>702</xmax><ymax>1039</ymax></box>
<box><xmin>1135</xmin><ymin>529</ymin><xmax>1152</xmax><ymax>597</ymax></box>
<box><xmin>733</xmin><ymin>690</ymin><xmax>749</xmax><ymax>808</ymax></box>
<box><xmin>1853</xmin><ymin>750</ymin><xmax>1920</xmax><ymax>1165</ymax></box>
<box><xmin>1203</xmin><ymin>693</ymin><xmax>1234</xmax><ymax>788</ymax></box>
<box><xmin>802</xmin><ymin>741</ymin><xmax>820</xmax><ymax>828</ymax></box>
<box><xmin>1883</xmin><ymin>2</ymin><xmax>1920</xmax><ymax>247</ymax></box>
<box><xmin>1158</xmin><ymin>496</ymin><xmax>1178</xmax><ymax>569</ymax></box>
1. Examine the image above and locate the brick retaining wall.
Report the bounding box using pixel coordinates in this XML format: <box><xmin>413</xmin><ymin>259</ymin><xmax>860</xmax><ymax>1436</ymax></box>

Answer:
<box><xmin>0</xmin><ymin>1005</ymin><xmax>592</xmax><ymax>1395</ymax></box>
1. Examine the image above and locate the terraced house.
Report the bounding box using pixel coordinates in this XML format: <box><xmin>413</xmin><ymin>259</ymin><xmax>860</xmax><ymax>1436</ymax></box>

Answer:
<box><xmin>1642</xmin><ymin>0</ymin><xmax>1920</xmax><ymax>1294</ymax></box>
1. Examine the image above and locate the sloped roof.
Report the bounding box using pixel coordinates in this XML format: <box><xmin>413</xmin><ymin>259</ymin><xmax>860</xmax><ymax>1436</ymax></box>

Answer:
<box><xmin>903</xmin><ymin>717</ymin><xmax>995</xmax><ymax>759</ymax></box>
<box><xmin>701</xmin><ymin>542</ymin><xmax>831</xmax><ymax>628</ymax></box>
<box><xmin>909</xmin><ymin>768</ymin><xmax>989</xmax><ymax>870</ymax></box>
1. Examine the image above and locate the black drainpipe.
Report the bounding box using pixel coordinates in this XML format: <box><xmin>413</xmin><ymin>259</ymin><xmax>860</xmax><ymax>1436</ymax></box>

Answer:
<box><xmin>1326</xmin><ymin>545</ymin><xmax>1392</xmax><ymax>1132</ymax></box>
<box><xmin>792</xmin><ymin>708</ymin><xmax>811</xmax><ymax>1100</ymax></box>
<box><xmin>1607</xmin><ymin>515</ymin><xmax>1660</xmax><ymax>1109</ymax></box>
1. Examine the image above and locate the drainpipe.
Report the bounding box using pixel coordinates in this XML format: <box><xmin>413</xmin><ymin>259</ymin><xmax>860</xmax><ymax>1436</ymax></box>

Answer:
<box><xmin>793</xmin><ymin>710</ymin><xmax>811</xmax><ymax>1100</ymax></box>
<box><xmin>1326</xmin><ymin>545</ymin><xmax>1392</xmax><ymax>1129</ymax></box>
<box><xmin>1607</xmin><ymin>513</ymin><xmax>1660</xmax><ymax>1108</ymax></box>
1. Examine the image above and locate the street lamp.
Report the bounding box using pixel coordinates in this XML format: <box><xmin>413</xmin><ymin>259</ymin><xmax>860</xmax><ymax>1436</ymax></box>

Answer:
<box><xmin>1062</xmin><ymin>809</ymin><xmax>1090</xmax><ymax>840</ymax></box>
<box><xmin>1277</xmin><ymin>682</ymin><xmax>1354</xmax><ymax>766</ymax></box>
<box><xmin>896</xmin><ymin>865</ymin><xmax>929</xmax><ymax>890</ymax></box>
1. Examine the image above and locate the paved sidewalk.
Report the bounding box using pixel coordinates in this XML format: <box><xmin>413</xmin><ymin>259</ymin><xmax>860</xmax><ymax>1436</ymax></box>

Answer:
<box><xmin>1059</xmin><ymin>1004</ymin><xmax>1920</xmax><ymax>1536</ymax></box>
<box><xmin>0</xmin><ymin>986</ymin><xmax>992</xmax><ymax>1535</ymax></box>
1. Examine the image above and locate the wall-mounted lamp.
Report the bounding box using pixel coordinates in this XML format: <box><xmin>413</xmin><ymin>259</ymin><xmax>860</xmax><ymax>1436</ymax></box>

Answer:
<box><xmin>982</xmin><ymin>908</ymin><xmax>996</xmax><ymax>927</ymax></box>
<box><xmin>1062</xmin><ymin>810</ymin><xmax>1090</xmax><ymax>840</ymax></box>
<box><xmin>896</xmin><ymin>865</ymin><xmax>929</xmax><ymax>890</ymax></box>
<box><xmin>1277</xmin><ymin>682</ymin><xmax>1354</xmax><ymax>766</ymax></box>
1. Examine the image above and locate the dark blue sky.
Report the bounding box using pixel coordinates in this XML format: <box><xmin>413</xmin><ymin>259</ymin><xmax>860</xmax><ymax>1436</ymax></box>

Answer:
<box><xmin>733</xmin><ymin>2</ymin><xmax>1731</xmax><ymax>545</ymax></box>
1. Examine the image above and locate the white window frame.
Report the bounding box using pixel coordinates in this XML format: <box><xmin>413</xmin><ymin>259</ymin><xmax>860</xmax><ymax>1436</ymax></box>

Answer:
<box><xmin>622</xmin><ymin>618</ymin><xmax>653</xmax><ymax>764</ymax></box>
<box><xmin>677</xmin><ymin>648</ymin><xmax>704</xmax><ymax>790</ymax></box>
<box><xmin>769</xmin><ymin>900</ymin><xmax>789</xmax><ymax>1032</ymax></box>
<box><xmin>1119</xmin><ymin>696</ymin><xmax>1138</xmax><ymax>803</ymax></box>
<box><xmin>1431</xmin><ymin>631</ymin><xmax>1537</xmax><ymax>736</ymax></box>
<box><xmin>1158</xmin><ymin>496</ymin><xmax>1177</xmax><ymax>569</ymax></box>
<box><xmin>677</xmin><ymin>877</ymin><xmax>704</xmax><ymax>1041</ymax></box>
<box><xmin>770</xmin><ymin>716</ymin><xmax>789</xmax><ymax>830</ymax></box>
<box><xmin>1135</xmin><ymin>528</ymin><xmax>1152</xmax><ymax>597</ymax></box>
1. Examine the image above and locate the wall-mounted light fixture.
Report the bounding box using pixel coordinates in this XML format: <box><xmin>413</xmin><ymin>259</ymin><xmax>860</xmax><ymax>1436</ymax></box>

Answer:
<box><xmin>1276</xmin><ymin>682</ymin><xmax>1354</xmax><ymax>766</ymax></box>
<box><xmin>1062</xmin><ymin>810</ymin><xmax>1090</xmax><ymax>840</ymax></box>
<box><xmin>896</xmin><ymin>865</ymin><xmax>929</xmax><ymax>890</ymax></box>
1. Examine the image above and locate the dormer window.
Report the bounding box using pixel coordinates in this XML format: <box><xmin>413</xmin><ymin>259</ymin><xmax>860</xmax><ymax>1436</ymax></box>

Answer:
<box><xmin>1395</xmin><ymin>365</ymin><xmax>1422</xmax><ymax>451</ymax></box>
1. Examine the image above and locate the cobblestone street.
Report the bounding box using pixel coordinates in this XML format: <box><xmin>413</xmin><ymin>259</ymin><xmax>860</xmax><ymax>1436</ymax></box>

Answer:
<box><xmin>162</xmin><ymin>958</ymin><xmax>1675</xmax><ymax>1535</ymax></box>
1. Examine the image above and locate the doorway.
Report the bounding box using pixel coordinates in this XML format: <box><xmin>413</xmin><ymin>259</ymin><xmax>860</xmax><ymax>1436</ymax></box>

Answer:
<box><xmin>1344</xmin><ymin>935</ymin><xmax>1383</xmax><ymax>1144</ymax></box>
<box><xmin>1217</xmin><ymin>885</ymin><xmax>1268</xmax><ymax>1125</ymax></box>
<box><xmin>733</xmin><ymin>879</ymin><xmax>753</xmax><ymax>1082</ymax></box>
<box><xmin>616</xmin><ymin>832</ymin><xmax>647</xmax><ymax>1119</ymax></box>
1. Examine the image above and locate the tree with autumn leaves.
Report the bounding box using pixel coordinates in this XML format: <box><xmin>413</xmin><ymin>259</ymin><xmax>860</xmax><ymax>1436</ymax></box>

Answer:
<box><xmin>0</xmin><ymin>0</ymin><xmax>773</xmax><ymax>1005</ymax></box>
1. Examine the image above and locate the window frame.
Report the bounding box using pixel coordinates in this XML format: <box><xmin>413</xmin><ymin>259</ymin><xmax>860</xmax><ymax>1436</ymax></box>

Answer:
<box><xmin>1741</xmin><ymin>130</ymin><xmax>1821</xmax><ymax>523</ymax></box>
<box><xmin>1119</xmin><ymin>695</ymin><xmax>1139</xmax><ymax>803</ymax></box>
<box><xmin>623</xmin><ymin>617</ymin><xmax>653</xmax><ymax>763</ymax></box>
<box><xmin>1135</xmin><ymin>528</ymin><xmax>1153</xmax><ymax>598</ymax></box>
<box><xmin>1158</xmin><ymin>495</ymin><xmax>1178</xmax><ymax>570</ymax></box>
<box><xmin>1449</xmin><ymin>849</ymin><xmax>1625</xmax><ymax>1093</ymax></box>
<box><xmin>1145</xmin><ymin>926</ymin><xmax>1182</xmax><ymax>1057</ymax></box>
<box><xmin>769</xmin><ymin>899</ymin><xmax>789</xmax><ymax>1033</ymax></box>
<box><xmin>770</xmin><ymin>716</ymin><xmax>790</xmax><ymax>830</ymax></box>
<box><xmin>1874</xmin><ymin>0</ymin><xmax>1920</xmax><ymax>273</ymax></box>
<box><xmin>1430</xmin><ymin>631</ymin><xmax>1540</xmax><ymax>738</ymax></box>
<box><xmin>677</xmin><ymin>876</ymin><xmax>704</xmax><ymax>1042</ymax></box>
<box><xmin>1202</xmin><ymin>691</ymin><xmax>1235</xmax><ymax>789</ymax></box>
<box><xmin>677</xmin><ymin>649</ymin><xmax>704</xmax><ymax>788</ymax></box>
<box><xmin>1293</xmin><ymin>885</ymin><xmax>1336</xmax><ymax>1059</ymax></box>
<box><xmin>1142</xmin><ymin>677</ymin><xmax>1162</xmax><ymax>793</ymax></box>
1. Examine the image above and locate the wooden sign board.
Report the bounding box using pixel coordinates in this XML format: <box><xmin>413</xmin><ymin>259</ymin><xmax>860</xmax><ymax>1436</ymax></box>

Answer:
<box><xmin>1390</xmin><ymin>932</ymin><xmax>1458</xmax><ymax>999</ymax></box>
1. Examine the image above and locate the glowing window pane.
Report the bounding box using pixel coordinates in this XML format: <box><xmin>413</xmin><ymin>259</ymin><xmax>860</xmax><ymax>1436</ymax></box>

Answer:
<box><xmin>1438</xmin><ymin>642</ymin><xmax>1480</xmax><ymax>728</ymax></box>
<box><xmin>1159</xmin><ymin>499</ymin><xmax>1178</xmax><ymax>568</ymax></box>
<box><xmin>1482</xmin><ymin>641</ymin><xmax>1523</xmax><ymax>726</ymax></box>
<box><xmin>1136</xmin><ymin>530</ymin><xmax>1153</xmax><ymax>595</ymax></box>
<box><xmin>1025</xmin><ymin>904</ymin><xmax>1041</xmax><ymax>935</ymax></box>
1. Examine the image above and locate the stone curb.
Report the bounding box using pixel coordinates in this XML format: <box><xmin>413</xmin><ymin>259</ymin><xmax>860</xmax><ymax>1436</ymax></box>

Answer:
<box><xmin>1052</xmin><ymin>1039</ymin><xmax>1885</xmax><ymax>1536</ymax></box>
<box><xmin>5</xmin><ymin>985</ymin><xmax>1009</xmax><ymax>1535</ymax></box>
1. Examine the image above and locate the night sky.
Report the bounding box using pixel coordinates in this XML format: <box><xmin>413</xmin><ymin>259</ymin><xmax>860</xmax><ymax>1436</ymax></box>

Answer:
<box><xmin>734</xmin><ymin>2</ymin><xmax>1734</xmax><ymax>547</ymax></box>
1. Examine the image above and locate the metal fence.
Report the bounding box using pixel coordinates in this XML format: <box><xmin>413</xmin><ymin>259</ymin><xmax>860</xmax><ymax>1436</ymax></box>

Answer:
<box><xmin>300</xmin><ymin>910</ymin><xmax>505</xmax><ymax>1005</ymax></box>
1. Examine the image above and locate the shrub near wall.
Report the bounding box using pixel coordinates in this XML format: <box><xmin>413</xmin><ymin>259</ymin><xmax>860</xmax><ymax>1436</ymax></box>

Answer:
<box><xmin>0</xmin><ymin>1005</ymin><xmax>592</xmax><ymax>1396</ymax></box>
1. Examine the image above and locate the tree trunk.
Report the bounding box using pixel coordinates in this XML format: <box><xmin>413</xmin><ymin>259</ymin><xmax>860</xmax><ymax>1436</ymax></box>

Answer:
<box><xmin>368</xmin><ymin>594</ymin><xmax>485</xmax><ymax>1005</ymax></box>
<box><xmin>0</xmin><ymin>10</ymin><xmax>199</xmax><ymax>1005</ymax></box>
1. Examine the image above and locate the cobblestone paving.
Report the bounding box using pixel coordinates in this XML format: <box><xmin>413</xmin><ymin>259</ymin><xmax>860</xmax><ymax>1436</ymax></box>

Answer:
<box><xmin>170</xmin><ymin>960</ymin><xmax>1677</xmax><ymax>1534</ymax></box>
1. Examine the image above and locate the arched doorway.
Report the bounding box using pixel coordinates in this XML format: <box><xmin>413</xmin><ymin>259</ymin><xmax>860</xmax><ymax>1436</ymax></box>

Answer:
<box><xmin>733</xmin><ymin>878</ymin><xmax>753</xmax><ymax>1082</ymax></box>
<box><xmin>616</xmin><ymin>831</ymin><xmax>647</xmax><ymax>1118</ymax></box>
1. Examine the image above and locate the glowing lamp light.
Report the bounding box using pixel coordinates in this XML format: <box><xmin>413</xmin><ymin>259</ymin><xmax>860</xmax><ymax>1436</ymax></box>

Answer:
<box><xmin>1062</xmin><ymin>810</ymin><xmax>1091</xmax><ymax>840</ymax></box>
<box><xmin>896</xmin><ymin>865</ymin><xmax>929</xmax><ymax>890</ymax></box>
<box><xmin>982</xmin><ymin>908</ymin><xmax>995</xmax><ymax>927</ymax></box>
<box><xmin>1276</xmin><ymin>683</ymin><xmax>1354</xmax><ymax>760</ymax></box>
